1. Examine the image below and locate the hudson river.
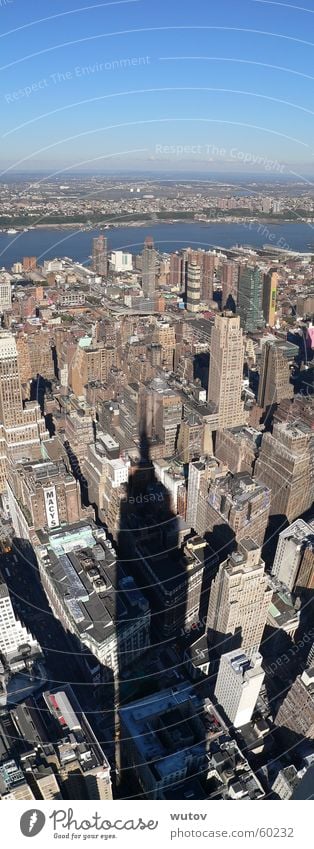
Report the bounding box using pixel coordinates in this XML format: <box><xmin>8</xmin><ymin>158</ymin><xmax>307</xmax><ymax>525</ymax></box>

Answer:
<box><xmin>1</xmin><ymin>221</ymin><xmax>314</xmax><ymax>266</ymax></box>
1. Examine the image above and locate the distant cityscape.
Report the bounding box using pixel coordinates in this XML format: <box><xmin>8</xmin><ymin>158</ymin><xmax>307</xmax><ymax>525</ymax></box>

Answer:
<box><xmin>0</xmin><ymin>176</ymin><xmax>313</xmax><ymax>803</ymax></box>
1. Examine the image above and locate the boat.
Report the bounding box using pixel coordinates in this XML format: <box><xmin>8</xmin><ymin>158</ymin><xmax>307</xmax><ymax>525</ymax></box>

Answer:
<box><xmin>6</xmin><ymin>228</ymin><xmax>17</xmax><ymax>234</ymax></box>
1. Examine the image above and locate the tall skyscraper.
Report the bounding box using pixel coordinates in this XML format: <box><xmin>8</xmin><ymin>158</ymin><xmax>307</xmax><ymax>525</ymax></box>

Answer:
<box><xmin>221</xmin><ymin>260</ymin><xmax>238</xmax><ymax>311</ymax></box>
<box><xmin>238</xmin><ymin>265</ymin><xmax>264</xmax><ymax>333</ymax></box>
<box><xmin>207</xmin><ymin>313</ymin><xmax>246</xmax><ymax>428</ymax></box>
<box><xmin>186</xmin><ymin>258</ymin><xmax>201</xmax><ymax>312</ymax></box>
<box><xmin>0</xmin><ymin>279</ymin><xmax>12</xmax><ymax>311</ymax></box>
<box><xmin>255</xmin><ymin>421</ymin><xmax>314</xmax><ymax>522</ymax></box>
<box><xmin>215</xmin><ymin>650</ymin><xmax>265</xmax><ymax>728</ymax></box>
<box><xmin>92</xmin><ymin>235</ymin><xmax>108</xmax><ymax>277</ymax></box>
<box><xmin>169</xmin><ymin>252</ymin><xmax>183</xmax><ymax>289</ymax></box>
<box><xmin>206</xmin><ymin>539</ymin><xmax>272</xmax><ymax>657</ymax></box>
<box><xmin>272</xmin><ymin>518</ymin><xmax>314</xmax><ymax>592</ymax></box>
<box><xmin>0</xmin><ymin>578</ymin><xmax>42</xmax><ymax>665</ymax></box>
<box><xmin>200</xmin><ymin>251</ymin><xmax>215</xmax><ymax>303</ymax></box>
<box><xmin>262</xmin><ymin>270</ymin><xmax>278</xmax><ymax>326</ymax></box>
<box><xmin>141</xmin><ymin>236</ymin><xmax>156</xmax><ymax>298</ymax></box>
<box><xmin>257</xmin><ymin>339</ymin><xmax>296</xmax><ymax>409</ymax></box>
<box><xmin>0</xmin><ymin>333</ymin><xmax>24</xmax><ymax>428</ymax></box>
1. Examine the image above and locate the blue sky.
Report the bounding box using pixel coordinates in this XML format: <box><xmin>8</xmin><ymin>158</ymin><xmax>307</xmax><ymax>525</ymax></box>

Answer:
<box><xmin>0</xmin><ymin>0</ymin><xmax>314</xmax><ymax>175</ymax></box>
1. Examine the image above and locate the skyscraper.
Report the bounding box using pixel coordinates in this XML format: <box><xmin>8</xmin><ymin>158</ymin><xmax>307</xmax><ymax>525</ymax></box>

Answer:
<box><xmin>0</xmin><ymin>333</ymin><xmax>24</xmax><ymax>428</ymax></box>
<box><xmin>186</xmin><ymin>258</ymin><xmax>201</xmax><ymax>312</ymax></box>
<box><xmin>0</xmin><ymin>578</ymin><xmax>42</xmax><ymax>666</ymax></box>
<box><xmin>221</xmin><ymin>260</ymin><xmax>238</xmax><ymax>311</ymax></box>
<box><xmin>206</xmin><ymin>539</ymin><xmax>272</xmax><ymax>657</ymax></box>
<box><xmin>254</xmin><ymin>421</ymin><xmax>314</xmax><ymax>522</ymax></box>
<box><xmin>272</xmin><ymin>518</ymin><xmax>314</xmax><ymax>592</ymax></box>
<box><xmin>238</xmin><ymin>265</ymin><xmax>264</xmax><ymax>333</ymax></box>
<box><xmin>169</xmin><ymin>252</ymin><xmax>183</xmax><ymax>289</ymax></box>
<box><xmin>215</xmin><ymin>650</ymin><xmax>265</xmax><ymax>728</ymax></box>
<box><xmin>207</xmin><ymin>313</ymin><xmax>246</xmax><ymax>428</ymax></box>
<box><xmin>257</xmin><ymin>339</ymin><xmax>296</xmax><ymax>409</ymax></box>
<box><xmin>141</xmin><ymin>236</ymin><xmax>156</xmax><ymax>298</ymax></box>
<box><xmin>92</xmin><ymin>235</ymin><xmax>108</xmax><ymax>277</ymax></box>
<box><xmin>262</xmin><ymin>270</ymin><xmax>278</xmax><ymax>326</ymax></box>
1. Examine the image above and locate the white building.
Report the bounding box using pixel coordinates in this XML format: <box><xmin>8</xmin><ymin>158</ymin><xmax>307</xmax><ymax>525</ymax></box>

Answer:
<box><xmin>215</xmin><ymin>650</ymin><xmax>265</xmax><ymax>728</ymax></box>
<box><xmin>109</xmin><ymin>251</ymin><xmax>133</xmax><ymax>273</ymax></box>
<box><xmin>272</xmin><ymin>518</ymin><xmax>314</xmax><ymax>591</ymax></box>
<box><xmin>0</xmin><ymin>580</ymin><xmax>41</xmax><ymax>667</ymax></box>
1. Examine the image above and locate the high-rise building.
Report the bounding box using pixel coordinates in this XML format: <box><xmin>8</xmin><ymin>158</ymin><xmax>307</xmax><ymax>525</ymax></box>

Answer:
<box><xmin>0</xmin><ymin>332</ymin><xmax>49</xmax><ymax>480</ymax></box>
<box><xmin>206</xmin><ymin>539</ymin><xmax>272</xmax><ymax>656</ymax></box>
<box><xmin>0</xmin><ymin>279</ymin><xmax>11</xmax><ymax>311</ymax></box>
<box><xmin>119</xmin><ymin>683</ymin><xmax>264</xmax><ymax>799</ymax></box>
<box><xmin>275</xmin><ymin>668</ymin><xmax>314</xmax><ymax>742</ymax></box>
<box><xmin>200</xmin><ymin>251</ymin><xmax>215</xmax><ymax>302</ymax></box>
<box><xmin>22</xmin><ymin>257</ymin><xmax>37</xmax><ymax>272</ymax></box>
<box><xmin>272</xmin><ymin>518</ymin><xmax>314</xmax><ymax>592</ymax></box>
<box><xmin>36</xmin><ymin>522</ymin><xmax>150</xmax><ymax>680</ymax></box>
<box><xmin>186</xmin><ymin>258</ymin><xmax>201</xmax><ymax>312</ymax></box>
<box><xmin>0</xmin><ymin>578</ymin><xmax>42</xmax><ymax>668</ymax></box>
<box><xmin>0</xmin><ymin>332</ymin><xmax>24</xmax><ymax>428</ymax></box>
<box><xmin>257</xmin><ymin>339</ymin><xmax>297</xmax><ymax>409</ymax></box>
<box><xmin>215</xmin><ymin>650</ymin><xmax>265</xmax><ymax>728</ymax></box>
<box><xmin>221</xmin><ymin>260</ymin><xmax>238</xmax><ymax>311</ymax></box>
<box><xmin>169</xmin><ymin>252</ymin><xmax>183</xmax><ymax>289</ymax></box>
<box><xmin>262</xmin><ymin>270</ymin><xmax>278</xmax><ymax>326</ymax></box>
<box><xmin>255</xmin><ymin>421</ymin><xmax>314</xmax><ymax>522</ymax></box>
<box><xmin>207</xmin><ymin>313</ymin><xmax>246</xmax><ymax>428</ymax></box>
<box><xmin>141</xmin><ymin>236</ymin><xmax>156</xmax><ymax>298</ymax></box>
<box><xmin>238</xmin><ymin>265</ymin><xmax>264</xmax><ymax>333</ymax></box>
<box><xmin>92</xmin><ymin>235</ymin><xmax>107</xmax><ymax>277</ymax></box>
<box><xmin>7</xmin><ymin>458</ymin><xmax>86</xmax><ymax>544</ymax></box>
<box><xmin>215</xmin><ymin>426</ymin><xmax>260</xmax><ymax>475</ymax></box>
<box><xmin>186</xmin><ymin>456</ymin><xmax>225</xmax><ymax>533</ymax></box>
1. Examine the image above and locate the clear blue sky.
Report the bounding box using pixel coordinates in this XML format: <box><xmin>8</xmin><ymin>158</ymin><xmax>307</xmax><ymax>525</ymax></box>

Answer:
<box><xmin>0</xmin><ymin>0</ymin><xmax>314</xmax><ymax>175</ymax></box>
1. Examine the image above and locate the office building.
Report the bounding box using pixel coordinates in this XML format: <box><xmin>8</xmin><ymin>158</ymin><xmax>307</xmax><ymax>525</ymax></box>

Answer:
<box><xmin>169</xmin><ymin>252</ymin><xmax>183</xmax><ymax>289</ymax></box>
<box><xmin>22</xmin><ymin>257</ymin><xmax>37</xmax><ymax>272</ymax></box>
<box><xmin>206</xmin><ymin>471</ymin><xmax>271</xmax><ymax>550</ymax></box>
<box><xmin>221</xmin><ymin>260</ymin><xmax>238</xmax><ymax>310</ymax></box>
<box><xmin>186</xmin><ymin>456</ymin><xmax>225</xmax><ymax>534</ymax></box>
<box><xmin>215</xmin><ymin>650</ymin><xmax>265</xmax><ymax>728</ymax></box>
<box><xmin>255</xmin><ymin>421</ymin><xmax>314</xmax><ymax>522</ymax></box>
<box><xmin>206</xmin><ymin>539</ymin><xmax>272</xmax><ymax>657</ymax></box>
<box><xmin>43</xmin><ymin>686</ymin><xmax>113</xmax><ymax>799</ymax></box>
<box><xmin>36</xmin><ymin>522</ymin><xmax>150</xmax><ymax>679</ymax></box>
<box><xmin>7</xmin><ymin>457</ymin><xmax>85</xmax><ymax>544</ymax></box>
<box><xmin>0</xmin><ymin>279</ymin><xmax>11</xmax><ymax>311</ymax></box>
<box><xmin>186</xmin><ymin>258</ymin><xmax>201</xmax><ymax>312</ymax></box>
<box><xmin>71</xmin><ymin>339</ymin><xmax>117</xmax><ymax>398</ymax></box>
<box><xmin>272</xmin><ymin>519</ymin><xmax>314</xmax><ymax>592</ymax></box>
<box><xmin>207</xmin><ymin>313</ymin><xmax>246</xmax><ymax>429</ymax></box>
<box><xmin>257</xmin><ymin>339</ymin><xmax>296</xmax><ymax>409</ymax></box>
<box><xmin>16</xmin><ymin>329</ymin><xmax>55</xmax><ymax>383</ymax></box>
<box><xmin>141</xmin><ymin>236</ymin><xmax>156</xmax><ymax>297</ymax></box>
<box><xmin>119</xmin><ymin>683</ymin><xmax>264</xmax><ymax>799</ymax></box>
<box><xmin>0</xmin><ymin>332</ymin><xmax>49</xmax><ymax>456</ymax></box>
<box><xmin>238</xmin><ymin>265</ymin><xmax>264</xmax><ymax>333</ymax></box>
<box><xmin>262</xmin><ymin>270</ymin><xmax>278</xmax><ymax>326</ymax></box>
<box><xmin>0</xmin><ymin>578</ymin><xmax>42</xmax><ymax>670</ymax></box>
<box><xmin>135</xmin><ymin>535</ymin><xmax>218</xmax><ymax>637</ymax></box>
<box><xmin>92</xmin><ymin>235</ymin><xmax>107</xmax><ymax>277</ymax></box>
<box><xmin>109</xmin><ymin>250</ymin><xmax>133</xmax><ymax>272</ymax></box>
<box><xmin>272</xmin><ymin>766</ymin><xmax>300</xmax><ymax>800</ymax></box>
<box><xmin>215</xmin><ymin>426</ymin><xmax>260</xmax><ymax>475</ymax></box>
<box><xmin>275</xmin><ymin>668</ymin><xmax>314</xmax><ymax>742</ymax></box>
<box><xmin>0</xmin><ymin>761</ymin><xmax>35</xmax><ymax>800</ymax></box>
